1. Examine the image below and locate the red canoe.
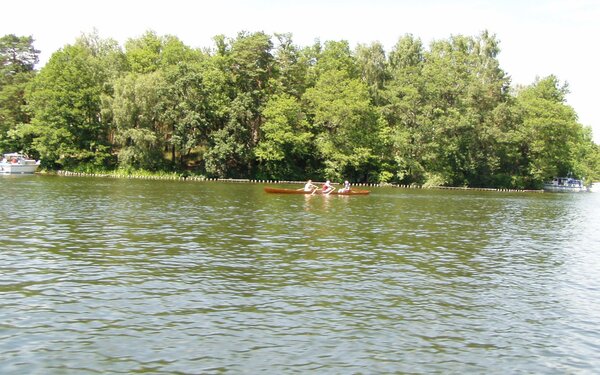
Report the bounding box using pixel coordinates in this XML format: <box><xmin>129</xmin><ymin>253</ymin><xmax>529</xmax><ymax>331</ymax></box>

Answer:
<box><xmin>264</xmin><ymin>187</ymin><xmax>370</xmax><ymax>195</ymax></box>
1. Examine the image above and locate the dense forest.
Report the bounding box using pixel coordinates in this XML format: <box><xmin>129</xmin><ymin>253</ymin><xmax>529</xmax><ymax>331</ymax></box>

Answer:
<box><xmin>1</xmin><ymin>31</ymin><xmax>599</xmax><ymax>188</ymax></box>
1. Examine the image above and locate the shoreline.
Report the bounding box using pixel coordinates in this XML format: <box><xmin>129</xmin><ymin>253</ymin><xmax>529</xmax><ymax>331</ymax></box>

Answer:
<box><xmin>49</xmin><ymin>170</ymin><xmax>545</xmax><ymax>193</ymax></box>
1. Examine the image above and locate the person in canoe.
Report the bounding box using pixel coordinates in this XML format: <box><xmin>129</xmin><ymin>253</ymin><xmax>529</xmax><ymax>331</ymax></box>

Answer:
<box><xmin>302</xmin><ymin>180</ymin><xmax>318</xmax><ymax>192</ymax></box>
<box><xmin>322</xmin><ymin>180</ymin><xmax>336</xmax><ymax>195</ymax></box>
<box><xmin>338</xmin><ymin>180</ymin><xmax>351</xmax><ymax>193</ymax></box>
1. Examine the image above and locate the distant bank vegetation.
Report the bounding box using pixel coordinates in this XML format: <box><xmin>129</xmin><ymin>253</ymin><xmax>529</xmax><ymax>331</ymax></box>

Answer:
<box><xmin>1</xmin><ymin>30</ymin><xmax>598</xmax><ymax>189</ymax></box>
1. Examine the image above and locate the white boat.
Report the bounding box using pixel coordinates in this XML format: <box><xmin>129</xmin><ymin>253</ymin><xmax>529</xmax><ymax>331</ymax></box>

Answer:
<box><xmin>0</xmin><ymin>153</ymin><xmax>41</xmax><ymax>174</ymax></box>
<box><xmin>543</xmin><ymin>176</ymin><xmax>589</xmax><ymax>193</ymax></box>
<box><xmin>590</xmin><ymin>182</ymin><xmax>600</xmax><ymax>193</ymax></box>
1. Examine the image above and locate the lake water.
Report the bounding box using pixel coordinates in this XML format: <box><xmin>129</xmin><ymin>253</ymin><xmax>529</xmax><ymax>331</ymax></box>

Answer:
<box><xmin>1</xmin><ymin>175</ymin><xmax>599</xmax><ymax>374</ymax></box>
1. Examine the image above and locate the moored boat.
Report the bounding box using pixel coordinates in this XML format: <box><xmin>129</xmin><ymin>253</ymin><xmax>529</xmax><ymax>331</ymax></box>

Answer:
<box><xmin>264</xmin><ymin>186</ymin><xmax>370</xmax><ymax>195</ymax></box>
<box><xmin>543</xmin><ymin>177</ymin><xmax>589</xmax><ymax>193</ymax></box>
<box><xmin>0</xmin><ymin>153</ymin><xmax>41</xmax><ymax>175</ymax></box>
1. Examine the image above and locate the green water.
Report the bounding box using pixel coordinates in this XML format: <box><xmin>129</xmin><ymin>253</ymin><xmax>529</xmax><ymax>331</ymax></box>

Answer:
<box><xmin>1</xmin><ymin>175</ymin><xmax>599</xmax><ymax>374</ymax></box>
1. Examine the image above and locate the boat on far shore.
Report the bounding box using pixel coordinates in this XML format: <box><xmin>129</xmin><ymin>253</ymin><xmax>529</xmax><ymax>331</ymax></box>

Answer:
<box><xmin>0</xmin><ymin>153</ymin><xmax>41</xmax><ymax>175</ymax></box>
<box><xmin>264</xmin><ymin>186</ymin><xmax>370</xmax><ymax>195</ymax></box>
<box><xmin>543</xmin><ymin>176</ymin><xmax>589</xmax><ymax>193</ymax></box>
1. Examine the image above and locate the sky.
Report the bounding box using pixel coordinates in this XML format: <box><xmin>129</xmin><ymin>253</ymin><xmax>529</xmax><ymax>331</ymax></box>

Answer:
<box><xmin>3</xmin><ymin>0</ymin><xmax>599</xmax><ymax>142</ymax></box>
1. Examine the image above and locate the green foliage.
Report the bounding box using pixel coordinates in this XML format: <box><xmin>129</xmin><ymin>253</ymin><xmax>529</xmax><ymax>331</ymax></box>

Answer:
<box><xmin>383</xmin><ymin>34</ymin><xmax>429</xmax><ymax>184</ymax></box>
<box><xmin>316</xmin><ymin>40</ymin><xmax>358</xmax><ymax>78</ymax></box>
<box><xmin>272</xmin><ymin>33</ymin><xmax>311</xmax><ymax>98</ymax></box>
<box><xmin>304</xmin><ymin>66</ymin><xmax>382</xmax><ymax>181</ymax></box>
<box><xmin>204</xmin><ymin>93</ymin><xmax>254</xmax><ymax>178</ymax></box>
<box><xmin>255</xmin><ymin>93</ymin><xmax>313</xmax><ymax>179</ymax></box>
<box><xmin>109</xmin><ymin>71</ymin><xmax>166</xmax><ymax>170</ymax></box>
<box><xmin>516</xmin><ymin>75</ymin><xmax>587</xmax><ymax>185</ymax></box>
<box><xmin>124</xmin><ymin>31</ymin><xmax>163</xmax><ymax>74</ymax></box>
<box><xmin>0</xmin><ymin>34</ymin><xmax>39</xmax><ymax>151</ymax></box>
<box><xmin>382</xmin><ymin>31</ymin><xmax>523</xmax><ymax>187</ymax></box>
<box><xmin>161</xmin><ymin>63</ymin><xmax>211</xmax><ymax>168</ymax></box>
<box><xmin>7</xmin><ymin>30</ymin><xmax>598</xmax><ymax>186</ymax></box>
<box><xmin>23</xmin><ymin>40</ymin><xmax>115</xmax><ymax>168</ymax></box>
<box><xmin>355</xmin><ymin>42</ymin><xmax>388</xmax><ymax>105</ymax></box>
<box><xmin>0</xmin><ymin>34</ymin><xmax>39</xmax><ymax>74</ymax></box>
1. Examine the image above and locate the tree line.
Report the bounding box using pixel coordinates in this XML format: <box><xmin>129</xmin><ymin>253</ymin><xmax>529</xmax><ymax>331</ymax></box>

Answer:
<box><xmin>1</xmin><ymin>31</ymin><xmax>599</xmax><ymax>188</ymax></box>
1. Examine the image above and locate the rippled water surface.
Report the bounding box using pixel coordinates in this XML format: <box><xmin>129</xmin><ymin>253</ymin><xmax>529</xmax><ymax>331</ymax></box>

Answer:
<box><xmin>1</xmin><ymin>175</ymin><xmax>600</xmax><ymax>374</ymax></box>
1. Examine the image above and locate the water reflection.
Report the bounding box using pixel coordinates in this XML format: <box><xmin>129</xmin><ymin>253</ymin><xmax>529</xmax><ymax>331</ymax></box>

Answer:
<box><xmin>1</xmin><ymin>177</ymin><xmax>599</xmax><ymax>374</ymax></box>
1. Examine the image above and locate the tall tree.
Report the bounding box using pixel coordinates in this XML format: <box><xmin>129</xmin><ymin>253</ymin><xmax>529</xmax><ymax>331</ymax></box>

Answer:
<box><xmin>271</xmin><ymin>33</ymin><xmax>310</xmax><ymax>98</ymax></box>
<box><xmin>204</xmin><ymin>31</ymin><xmax>275</xmax><ymax>177</ymax></box>
<box><xmin>383</xmin><ymin>34</ymin><xmax>428</xmax><ymax>184</ymax></box>
<box><xmin>418</xmin><ymin>32</ymin><xmax>510</xmax><ymax>187</ymax></box>
<box><xmin>0</xmin><ymin>34</ymin><xmax>39</xmax><ymax>152</ymax></box>
<box><xmin>516</xmin><ymin>75</ymin><xmax>587</xmax><ymax>185</ymax></box>
<box><xmin>204</xmin><ymin>93</ymin><xmax>253</xmax><ymax>177</ymax></box>
<box><xmin>124</xmin><ymin>31</ymin><xmax>163</xmax><ymax>74</ymax></box>
<box><xmin>305</xmin><ymin>41</ymin><xmax>383</xmax><ymax>181</ymax></box>
<box><xmin>0</xmin><ymin>34</ymin><xmax>39</xmax><ymax>74</ymax></box>
<box><xmin>109</xmin><ymin>71</ymin><xmax>166</xmax><ymax>170</ymax></box>
<box><xmin>355</xmin><ymin>42</ymin><xmax>388</xmax><ymax>106</ymax></box>
<box><xmin>255</xmin><ymin>93</ymin><xmax>314</xmax><ymax>179</ymax></box>
<box><xmin>20</xmin><ymin>37</ymin><xmax>116</xmax><ymax>168</ymax></box>
<box><xmin>160</xmin><ymin>62</ymin><xmax>212</xmax><ymax>168</ymax></box>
